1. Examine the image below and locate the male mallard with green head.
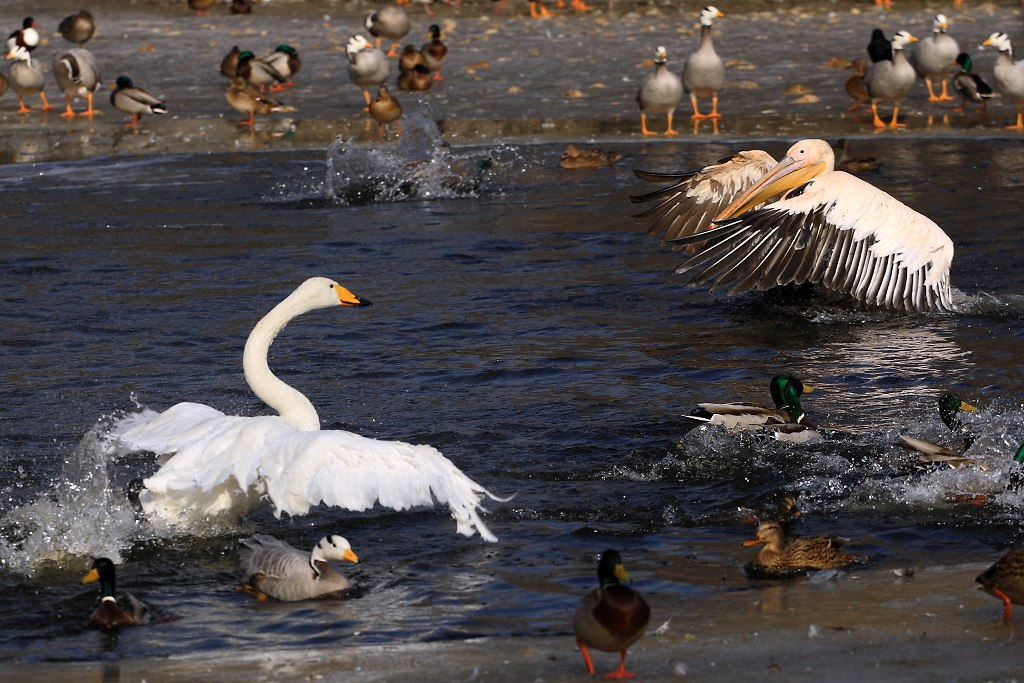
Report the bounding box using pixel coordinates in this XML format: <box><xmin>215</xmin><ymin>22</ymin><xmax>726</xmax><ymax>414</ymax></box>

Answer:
<box><xmin>687</xmin><ymin>373</ymin><xmax>818</xmax><ymax>441</ymax></box>
<box><xmin>81</xmin><ymin>558</ymin><xmax>150</xmax><ymax>629</ymax></box>
<box><xmin>573</xmin><ymin>549</ymin><xmax>650</xmax><ymax>679</ymax></box>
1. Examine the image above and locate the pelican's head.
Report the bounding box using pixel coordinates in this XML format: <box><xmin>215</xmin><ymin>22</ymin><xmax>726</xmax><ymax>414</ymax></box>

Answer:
<box><xmin>983</xmin><ymin>32</ymin><xmax>1012</xmax><ymax>55</ymax></box>
<box><xmin>654</xmin><ymin>45</ymin><xmax>668</xmax><ymax>64</ymax></box>
<box><xmin>699</xmin><ymin>6</ymin><xmax>724</xmax><ymax>27</ymax></box>
<box><xmin>714</xmin><ymin>139</ymin><xmax>834</xmax><ymax>221</ymax></box>
<box><xmin>891</xmin><ymin>31</ymin><xmax>918</xmax><ymax>51</ymax></box>
<box><xmin>933</xmin><ymin>14</ymin><xmax>949</xmax><ymax>33</ymax></box>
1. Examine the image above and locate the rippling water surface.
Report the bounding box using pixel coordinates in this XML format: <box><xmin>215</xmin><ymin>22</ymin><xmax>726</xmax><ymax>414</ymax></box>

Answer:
<box><xmin>2</xmin><ymin>116</ymin><xmax>1024</xmax><ymax>679</ymax></box>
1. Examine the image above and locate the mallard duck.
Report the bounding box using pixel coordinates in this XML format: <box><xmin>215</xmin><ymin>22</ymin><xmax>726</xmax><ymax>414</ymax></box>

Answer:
<box><xmin>866</xmin><ymin>30</ymin><xmax>919</xmax><ymax>129</ymax></box>
<box><xmin>982</xmin><ymin>33</ymin><xmax>1024</xmax><ymax>130</ymax></box>
<box><xmin>6</xmin><ymin>17</ymin><xmax>39</xmax><ymax>55</ymax></box>
<box><xmin>236</xmin><ymin>49</ymin><xmax>286</xmax><ymax>91</ymax></box>
<box><xmin>6</xmin><ymin>45</ymin><xmax>52</xmax><ymax>113</ymax></box>
<box><xmin>52</xmin><ymin>48</ymin><xmax>101</xmax><ymax>118</ymax></box>
<box><xmin>81</xmin><ymin>558</ymin><xmax>150</xmax><ymax>629</ymax></box>
<box><xmin>952</xmin><ymin>53</ymin><xmax>994</xmax><ymax>113</ymax></box>
<box><xmin>573</xmin><ymin>550</ymin><xmax>650</xmax><ymax>680</ymax></box>
<box><xmin>910</xmin><ymin>14</ymin><xmax>958</xmax><ymax>102</ymax></box>
<box><xmin>681</xmin><ymin>6</ymin><xmax>725</xmax><ymax>120</ymax></box>
<box><xmin>977</xmin><ymin>547</ymin><xmax>1024</xmax><ymax>623</ymax></box>
<box><xmin>347</xmin><ymin>34</ymin><xmax>390</xmax><ymax>109</ymax></box>
<box><xmin>188</xmin><ymin>0</ymin><xmax>216</xmax><ymax>16</ymax></box>
<box><xmin>421</xmin><ymin>24</ymin><xmax>447</xmax><ymax>81</ymax></box>
<box><xmin>398</xmin><ymin>63</ymin><xmax>432</xmax><ymax>91</ymax></box>
<box><xmin>225</xmin><ymin>76</ymin><xmax>295</xmax><ymax>126</ymax></box>
<box><xmin>559</xmin><ymin>144</ymin><xmax>621</xmax><ymax>169</ymax></box>
<box><xmin>230</xmin><ymin>0</ymin><xmax>253</xmax><ymax>14</ymax></box>
<box><xmin>111</xmin><ymin>75</ymin><xmax>167</xmax><ymax>128</ymax></box>
<box><xmin>0</xmin><ymin>72</ymin><xmax>7</xmax><ymax>99</ymax></box>
<box><xmin>369</xmin><ymin>84</ymin><xmax>402</xmax><ymax>137</ymax></box>
<box><xmin>365</xmin><ymin>7</ymin><xmax>411</xmax><ymax>58</ymax></box>
<box><xmin>899</xmin><ymin>392</ymin><xmax>978</xmax><ymax>467</ymax></box>
<box><xmin>686</xmin><ymin>374</ymin><xmax>817</xmax><ymax>439</ymax></box>
<box><xmin>221</xmin><ymin>46</ymin><xmax>241</xmax><ymax>79</ymax></box>
<box><xmin>743</xmin><ymin>521</ymin><xmax>862</xmax><ymax>572</ymax></box>
<box><xmin>844</xmin><ymin>58</ymin><xmax>870</xmax><ymax>111</ymax></box>
<box><xmin>637</xmin><ymin>46</ymin><xmax>683</xmax><ymax>136</ymax></box>
<box><xmin>59</xmin><ymin>10</ymin><xmax>95</xmax><ymax>48</ymax></box>
<box><xmin>261</xmin><ymin>45</ymin><xmax>301</xmax><ymax>90</ymax></box>
<box><xmin>399</xmin><ymin>44</ymin><xmax>426</xmax><ymax>74</ymax></box>
<box><xmin>239</xmin><ymin>534</ymin><xmax>359</xmax><ymax>602</ymax></box>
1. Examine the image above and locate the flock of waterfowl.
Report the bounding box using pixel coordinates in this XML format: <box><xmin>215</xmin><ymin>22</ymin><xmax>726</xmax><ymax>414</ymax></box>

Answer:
<box><xmin>3</xmin><ymin>1</ymin><xmax>1022</xmax><ymax>678</ymax></box>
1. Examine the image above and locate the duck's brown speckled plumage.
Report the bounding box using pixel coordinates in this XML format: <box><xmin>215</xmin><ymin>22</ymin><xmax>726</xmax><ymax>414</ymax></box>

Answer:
<box><xmin>744</xmin><ymin>520</ymin><xmax>862</xmax><ymax>571</ymax></box>
<box><xmin>977</xmin><ymin>547</ymin><xmax>1024</xmax><ymax>623</ymax></box>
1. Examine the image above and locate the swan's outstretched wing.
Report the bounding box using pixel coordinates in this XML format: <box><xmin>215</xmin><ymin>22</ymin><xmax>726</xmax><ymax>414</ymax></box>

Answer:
<box><xmin>630</xmin><ymin>150</ymin><xmax>778</xmax><ymax>246</ymax></box>
<box><xmin>108</xmin><ymin>406</ymin><xmax>504</xmax><ymax>542</ymax></box>
<box><xmin>667</xmin><ymin>170</ymin><xmax>955</xmax><ymax>312</ymax></box>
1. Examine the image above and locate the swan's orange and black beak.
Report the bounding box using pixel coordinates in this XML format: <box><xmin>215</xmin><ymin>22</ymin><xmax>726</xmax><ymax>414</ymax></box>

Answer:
<box><xmin>333</xmin><ymin>284</ymin><xmax>372</xmax><ymax>307</ymax></box>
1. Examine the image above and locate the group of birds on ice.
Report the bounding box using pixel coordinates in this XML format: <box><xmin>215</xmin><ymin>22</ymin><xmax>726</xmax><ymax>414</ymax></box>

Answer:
<box><xmin>2</xmin><ymin>6</ymin><xmax>448</xmax><ymax>134</ymax></box>
<box><xmin>638</xmin><ymin>9</ymin><xmax>1024</xmax><ymax>133</ymax></box>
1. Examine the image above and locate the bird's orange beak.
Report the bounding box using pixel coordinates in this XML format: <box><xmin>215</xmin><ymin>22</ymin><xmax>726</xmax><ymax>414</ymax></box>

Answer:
<box><xmin>343</xmin><ymin>548</ymin><xmax>359</xmax><ymax>563</ymax></box>
<box><xmin>81</xmin><ymin>568</ymin><xmax>100</xmax><ymax>584</ymax></box>
<box><xmin>742</xmin><ymin>537</ymin><xmax>765</xmax><ymax>547</ymax></box>
<box><xmin>333</xmin><ymin>284</ymin><xmax>371</xmax><ymax>307</ymax></box>
<box><xmin>714</xmin><ymin>155</ymin><xmax>827</xmax><ymax>221</ymax></box>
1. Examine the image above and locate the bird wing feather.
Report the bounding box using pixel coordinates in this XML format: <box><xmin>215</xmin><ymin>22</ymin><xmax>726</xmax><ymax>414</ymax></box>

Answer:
<box><xmin>667</xmin><ymin>171</ymin><xmax>954</xmax><ymax>312</ymax></box>
<box><xmin>631</xmin><ymin>150</ymin><xmax>778</xmax><ymax>246</ymax></box>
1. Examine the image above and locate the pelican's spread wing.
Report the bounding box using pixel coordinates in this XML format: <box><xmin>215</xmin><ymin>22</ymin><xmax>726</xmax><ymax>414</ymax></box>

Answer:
<box><xmin>631</xmin><ymin>150</ymin><xmax>778</xmax><ymax>246</ymax></box>
<box><xmin>667</xmin><ymin>171</ymin><xmax>955</xmax><ymax>312</ymax></box>
<box><xmin>108</xmin><ymin>407</ymin><xmax>503</xmax><ymax>542</ymax></box>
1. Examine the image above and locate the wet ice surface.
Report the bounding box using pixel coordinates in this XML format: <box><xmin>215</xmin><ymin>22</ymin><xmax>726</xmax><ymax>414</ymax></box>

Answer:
<box><xmin>2</xmin><ymin>1</ymin><xmax>1024</xmax><ymax>682</ymax></box>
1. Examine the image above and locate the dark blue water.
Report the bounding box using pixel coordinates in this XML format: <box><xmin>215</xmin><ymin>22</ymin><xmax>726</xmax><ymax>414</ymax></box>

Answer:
<box><xmin>1</xmin><ymin>130</ymin><xmax>1023</xmax><ymax>671</ymax></box>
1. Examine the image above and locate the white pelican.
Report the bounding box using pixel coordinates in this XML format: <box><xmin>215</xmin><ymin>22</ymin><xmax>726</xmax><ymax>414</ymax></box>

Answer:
<box><xmin>681</xmin><ymin>6</ymin><xmax>725</xmax><ymax>120</ymax></box>
<box><xmin>910</xmin><ymin>14</ymin><xmax>958</xmax><ymax>102</ymax></box>
<box><xmin>982</xmin><ymin>33</ymin><xmax>1024</xmax><ymax>130</ymax></box>
<box><xmin>106</xmin><ymin>277</ymin><xmax>504</xmax><ymax>541</ymax></box>
<box><xmin>239</xmin><ymin>534</ymin><xmax>359</xmax><ymax>601</ymax></box>
<box><xmin>866</xmin><ymin>30</ymin><xmax>918</xmax><ymax>129</ymax></box>
<box><xmin>630</xmin><ymin>139</ymin><xmax>955</xmax><ymax>312</ymax></box>
<box><xmin>636</xmin><ymin>46</ymin><xmax>683</xmax><ymax>136</ymax></box>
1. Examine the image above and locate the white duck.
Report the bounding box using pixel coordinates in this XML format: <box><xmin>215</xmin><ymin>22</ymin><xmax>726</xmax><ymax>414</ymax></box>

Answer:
<box><xmin>106</xmin><ymin>278</ymin><xmax>504</xmax><ymax>541</ymax></box>
<box><xmin>347</xmin><ymin>34</ymin><xmax>390</xmax><ymax>109</ymax></box>
<box><xmin>239</xmin><ymin>534</ymin><xmax>359</xmax><ymax>601</ymax></box>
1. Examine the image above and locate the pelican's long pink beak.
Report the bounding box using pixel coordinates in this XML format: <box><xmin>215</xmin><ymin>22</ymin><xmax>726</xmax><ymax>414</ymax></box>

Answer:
<box><xmin>714</xmin><ymin>155</ymin><xmax>826</xmax><ymax>222</ymax></box>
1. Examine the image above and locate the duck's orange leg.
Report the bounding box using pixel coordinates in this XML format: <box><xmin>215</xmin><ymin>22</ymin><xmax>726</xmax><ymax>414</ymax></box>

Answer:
<box><xmin>1006</xmin><ymin>109</ymin><xmax>1024</xmax><ymax>130</ymax></box>
<box><xmin>664</xmin><ymin>111</ymin><xmax>679</xmax><ymax>136</ymax></box>
<box><xmin>576</xmin><ymin>640</ymin><xmax>596</xmax><ymax>676</ymax></box>
<box><xmin>60</xmin><ymin>95</ymin><xmax>76</xmax><ymax>118</ymax></box>
<box><xmin>639</xmin><ymin>112</ymin><xmax>656</xmax><ymax>136</ymax></box>
<box><xmin>604</xmin><ymin>651</ymin><xmax>637</xmax><ymax>679</ymax></box>
<box><xmin>81</xmin><ymin>92</ymin><xmax>95</xmax><ymax>117</ymax></box>
<box><xmin>870</xmin><ymin>102</ymin><xmax>886</xmax><ymax>128</ymax></box>
<box><xmin>994</xmin><ymin>587</ymin><xmax>1015</xmax><ymax>623</ymax></box>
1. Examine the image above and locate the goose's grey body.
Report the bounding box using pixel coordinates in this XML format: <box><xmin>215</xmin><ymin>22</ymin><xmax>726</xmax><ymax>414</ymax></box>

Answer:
<box><xmin>347</xmin><ymin>35</ymin><xmax>390</xmax><ymax>106</ymax></box>
<box><xmin>866</xmin><ymin>30</ymin><xmax>917</xmax><ymax>128</ymax></box>
<box><xmin>910</xmin><ymin>15</ymin><xmax>958</xmax><ymax>101</ymax></box>
<box><xmin>8</xmin><ymin>47</ymin><xmax>46</xmax><ymax>109</ymax></box>
<box><xmin>681</xmin><ymin>7</ymin><xmax>725</xmax><ymax>119</ymax></box>
<box><xmin>637</xmin><ymin>46</ymin><xmax>683</xmax><ymax>135</ymax></box>
<box><xmin>53</xmin><ymin>47</ymin><xmax>100</xmax><ymax>115</ymax></box>
<box><xmin>984</xmin><ymin>33</ymin><xmax>1024</xmax><ymax>129</ymax></box>
<box><xmin>239</xmin><ymin>534</ymin><xmax>358</xmax><ymax>602</ymax></box>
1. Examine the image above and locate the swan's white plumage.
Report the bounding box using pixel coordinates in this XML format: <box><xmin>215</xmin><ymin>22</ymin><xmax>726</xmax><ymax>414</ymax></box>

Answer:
<box><xmin>106</xmin><ymin>277</ymin><xmax>502</xmax><ymax>541</ymax></box>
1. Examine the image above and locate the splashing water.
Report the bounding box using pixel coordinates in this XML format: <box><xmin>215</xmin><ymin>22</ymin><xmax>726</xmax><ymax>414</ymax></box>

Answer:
<box><xmin>0</xmin><ymin>418</ymin><xmax>152</xmax><ymax>577</ymax></box>
<box><xmin>324</xmin><ymin>114</ymin><xmax>506</xmax><ymax>205</ymax></box>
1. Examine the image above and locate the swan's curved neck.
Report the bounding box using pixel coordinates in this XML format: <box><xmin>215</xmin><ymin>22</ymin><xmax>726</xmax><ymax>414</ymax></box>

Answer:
<box><xmin>243</xmin><ymin>292</ymin><xmax>321</xmax><ymax>431</ymax></box>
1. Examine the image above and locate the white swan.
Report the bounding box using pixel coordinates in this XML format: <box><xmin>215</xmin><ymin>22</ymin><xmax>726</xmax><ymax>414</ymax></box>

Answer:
<box><xmin>107</xmin><ymin>277</ymin><xmax>503</xmax><ymax>541</ymax></box>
